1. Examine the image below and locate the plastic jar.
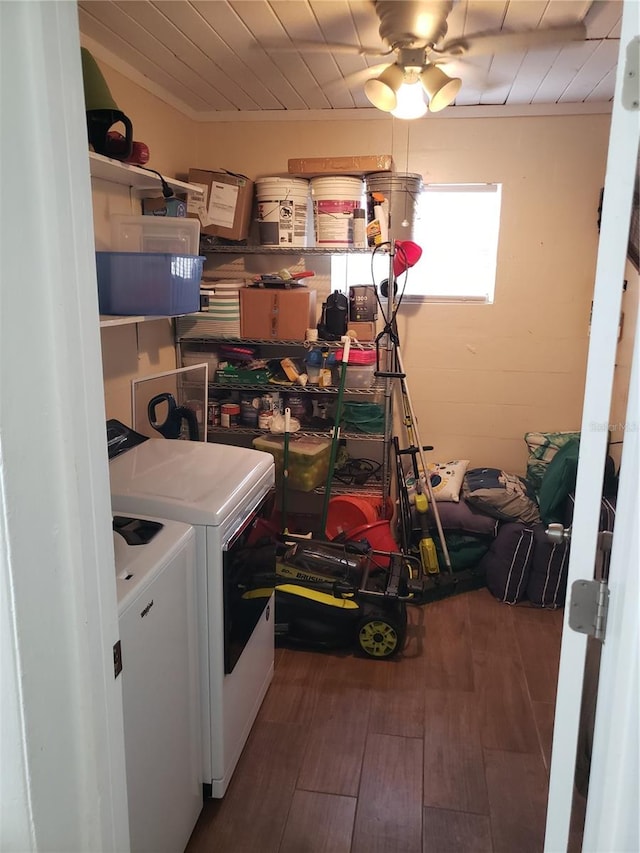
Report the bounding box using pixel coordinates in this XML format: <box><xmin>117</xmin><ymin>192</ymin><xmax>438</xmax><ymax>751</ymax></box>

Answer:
<box><xmin>220</xmin><ymin>402</ymin><xmax>240</xmax><ymax>427</ymax></box>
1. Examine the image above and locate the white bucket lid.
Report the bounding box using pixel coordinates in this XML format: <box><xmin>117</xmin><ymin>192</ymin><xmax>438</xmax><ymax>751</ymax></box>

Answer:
<box><xmin>366</xmin><ymin>171</ymin><xmax>423</xmax><ymax>186</ymax></box>
<box><xmin>256</xmin><ymin>176</ymin><xmax>309</xmax><ymax>188</ymax></box>
<box><xmin>311</xmin><ymin>175</ymin><xmax>363</xmax><ymax>188</ymax></box>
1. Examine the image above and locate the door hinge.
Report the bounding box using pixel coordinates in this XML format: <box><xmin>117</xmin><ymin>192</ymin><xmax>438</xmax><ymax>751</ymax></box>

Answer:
<box><xmin>113</xmin><ymin>640</ymin><xmax>123</xmax><ymax>678</ymax></box>
<box><xmin>569</xmin><ymin>579</ymin><xmax>609</xmax><ymax>641</ymax></box>
<box><xmin>622</xmin><ymin>36</ymin><xmax>639</xmax><ymax>111</ymax></box>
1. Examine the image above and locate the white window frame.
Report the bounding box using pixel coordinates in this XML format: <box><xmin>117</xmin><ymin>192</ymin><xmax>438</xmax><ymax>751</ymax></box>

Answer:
<box><xmin>331</xmin><ymin>183</ymin><xmax>502</xmax><ymax>305</ymax></box>
<box><xmin>405</xmin><ymin>182</ymin><xmax>502</xmax><ymax>304</ymax></box>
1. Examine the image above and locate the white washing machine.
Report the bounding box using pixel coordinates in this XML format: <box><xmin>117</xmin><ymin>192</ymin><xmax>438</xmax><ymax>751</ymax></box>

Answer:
<box><xmin>109</xmin><ymin>430</ymin><xmax>276</xmax><ymax>798</ymax></box>
<box><xmin>114</xmin><ymin>514</ymin><xmax>201</xmax><ymax>853</ymax></box>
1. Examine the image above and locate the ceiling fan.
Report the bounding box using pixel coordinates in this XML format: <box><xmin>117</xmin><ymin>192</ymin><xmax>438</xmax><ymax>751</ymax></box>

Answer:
<box><xmin>271</xmin><ymin>0</ymin><xmax>587</xmax><ymax>118</ymax></box>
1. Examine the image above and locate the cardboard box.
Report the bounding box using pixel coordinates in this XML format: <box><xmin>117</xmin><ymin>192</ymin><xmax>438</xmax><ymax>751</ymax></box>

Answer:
<box><xmin>186</xmin><ymin>168</ymin><xmax>254</xmax><ymax>240</ymax></box>
<box><xmin>288</xmin><ymin>155</ymin><xmax>393</xmax><ymax>177</ymax></box>
<box><xmin>142</xmin><ymin>196</ymin><xmax>187</xmax><ymax>217</ymax></box>
<box><xmin>240</xmin><ymin>287</ymin><xmax>317</xmax><ymax>340</ymax></box>
<box><xmin>346</xmin><ymin>321</ymin><xmax>377</xmax><ymax>342</ymax></box>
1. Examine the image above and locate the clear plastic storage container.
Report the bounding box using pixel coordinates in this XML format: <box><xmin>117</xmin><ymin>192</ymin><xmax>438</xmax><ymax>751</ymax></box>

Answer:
<box><xmin>335</xmin><ymin>347</ymin><xmax>377</xmax><ymax>389</ymax></box>
<box><xmin>110</xmin><ymin>214</ymin><xmax>201</xmax><ymax>255</ymax></box>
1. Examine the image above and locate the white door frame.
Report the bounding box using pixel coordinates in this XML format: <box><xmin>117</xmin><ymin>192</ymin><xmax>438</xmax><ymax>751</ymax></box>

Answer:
<box><xmin>1</xmin><ymin>2</ymin><xmax>636</xmax><ymax>851</ymax></box>
<box><xmin>544</xmin><ymin>3</ymin><xmax>640</xmax><ymax>850</ymax></box>
<box><xmin>583</xmin><ymin>300</ymin><xmax>639</xmax><ymax>851</ymax></box>
<box><xmin>0</xmin><ymin>2</ymin><xmax>129</xmax><ymax>850</ymax></box>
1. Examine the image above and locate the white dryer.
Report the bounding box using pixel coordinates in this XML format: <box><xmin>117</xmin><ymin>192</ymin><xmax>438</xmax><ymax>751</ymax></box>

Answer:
<box><xmin>109</xmin><ymin>431</ymin><xmax>276</xmax><ymax>798</ymax></box>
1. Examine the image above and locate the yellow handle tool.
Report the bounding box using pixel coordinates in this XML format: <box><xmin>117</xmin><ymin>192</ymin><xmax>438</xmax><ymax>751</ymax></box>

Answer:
<box><xmin>414</xmin><ymin>491</ymin><xmax>440</xmax><ymax>575</ymax></box>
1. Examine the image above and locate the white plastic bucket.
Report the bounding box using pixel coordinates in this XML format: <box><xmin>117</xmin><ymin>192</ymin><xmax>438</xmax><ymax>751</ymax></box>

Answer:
<box><xmin>255</xmin><ymin>177</ymin><xmax>309</xmax><ymax>247</ymax></box>
<box><xmin>311</xmin><ymin>176</ymin><xmax>364</xmax><ymax>247</ymax></box>
<box><xmin>365</xmin><ymin>172</ymin><xmax>423</xmax><ymax>242</ymax></box>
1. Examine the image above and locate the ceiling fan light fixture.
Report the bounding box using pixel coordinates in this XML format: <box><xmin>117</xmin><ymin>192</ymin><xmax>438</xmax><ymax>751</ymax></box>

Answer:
<box><xmin>390</xmin><ymin>69</ymin><xmax>427</xmax><ymax>120</ymax></box>
<box><xmin>364</xmin><ymin>63</ymin><xmax>404</xmax><ymax>111</ymax></box>
<box><xmin>420</xmin><ymin>64</ymin><xmax>462</xmax><ymax>112</ymax></box>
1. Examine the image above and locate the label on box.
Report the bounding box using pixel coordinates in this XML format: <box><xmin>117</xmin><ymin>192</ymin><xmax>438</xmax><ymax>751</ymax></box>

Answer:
<box><xmin>208</xmin><ymin>182</ymin><xmax>239</xmax><ymax>228</ymax></box>
<box><xmin>187</xmin><ymin>182</ymin><xmax>212</xmax><ymax>226</ymax></box>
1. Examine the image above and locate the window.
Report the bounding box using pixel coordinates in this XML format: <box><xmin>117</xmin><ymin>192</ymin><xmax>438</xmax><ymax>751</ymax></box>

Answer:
<box><xmin>331</xmin><ymin>183</ymin><xmax>502</xmax><ymax>304</ymax></box>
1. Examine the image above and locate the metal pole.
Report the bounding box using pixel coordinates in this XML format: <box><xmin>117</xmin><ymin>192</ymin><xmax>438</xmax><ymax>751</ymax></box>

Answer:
<box><xmin>394</xmin><ymin>345</ymin><xmax>453</xmax><ymax>574</ymax></box>
<box><xmin>382</xmin><ymin>239</ymin><xmax>452</xmax><ymax>573</ymax></box>
<box><xmin>380</xmin><ymin>249</ymin><xmax>396</xmax><ymax>513</ymax></box>
<box><xmin>320</xmin><ymin>338</ymin><xmax>351</xmax><ymax>535</ymax></box>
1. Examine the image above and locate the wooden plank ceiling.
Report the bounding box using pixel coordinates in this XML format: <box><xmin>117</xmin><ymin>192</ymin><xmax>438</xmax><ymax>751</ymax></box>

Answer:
<box><xmin>77</xmin><ymin>0</ymin><xmax>623</xmax><ymax>118</ymax></box>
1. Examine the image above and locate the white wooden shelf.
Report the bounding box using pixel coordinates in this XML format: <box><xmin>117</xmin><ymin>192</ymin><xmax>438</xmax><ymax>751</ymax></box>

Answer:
<box><xmin>89</xmin><ymin>152</ymin><xmax>204</xmax><ymax>197</ymax></box>
<box><xmin>100</xmin><ymin>314</ymin><xmax>171</xmax><ymax>328</ymax></box>
<box><xmin>201</xmin><ymin>244</ymin><xmax>374</xmax><ymax>255</ymax></box>
<box><xmin>93</xmin><ymin>156</ymin><xmax>203</xmax><ymax>327</ymax></box>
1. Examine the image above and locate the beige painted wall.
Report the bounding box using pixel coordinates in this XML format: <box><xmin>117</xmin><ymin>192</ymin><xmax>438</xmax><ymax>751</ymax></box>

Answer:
<box><xmin>91</xmin><ymin>60</ymin><xmax>199</xmax><ymax>425</ymax></box>
<box><xmin>92</xmin><ymin>56</ymin><xmax>614</xmax><ymax>473</ymax></box>
<box><xmin>96</xmin><ymin>62</ymin><xmax>198</xmax><ymax>181</ymax></box>
<box><xmin>194</xmin><ymin>114</ymin><xmax>611</xmax><ymax>473</ymax></box>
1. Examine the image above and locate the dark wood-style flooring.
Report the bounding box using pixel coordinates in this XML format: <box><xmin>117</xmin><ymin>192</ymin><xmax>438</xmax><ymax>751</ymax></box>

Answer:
<box><xmin>186</xmin><ymin>588</ymin><xmax>580</xmax><ymax>853</ymax></box>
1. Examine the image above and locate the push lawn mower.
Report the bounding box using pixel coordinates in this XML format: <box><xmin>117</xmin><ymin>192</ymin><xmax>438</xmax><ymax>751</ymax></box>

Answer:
<box><xmin>237</xmin><ymin>535</ymin><xmax>425</xmax><ymax>659</ymax></box>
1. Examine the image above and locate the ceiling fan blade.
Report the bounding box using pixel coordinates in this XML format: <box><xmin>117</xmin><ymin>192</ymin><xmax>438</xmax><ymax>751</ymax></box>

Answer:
<box><xmin>325</xmin><ymin>63</ymin><xmax>392</xmax><ymax>96</ymax></box>
<box><xmin>437</xmin><ymin>22</ymin><xmax>587</xmax><ymax>60</ymax></box>
<box><xmin>261</xmin><ymin>40</ymin><xmax>392</xmax><ymax>58</ymax></box>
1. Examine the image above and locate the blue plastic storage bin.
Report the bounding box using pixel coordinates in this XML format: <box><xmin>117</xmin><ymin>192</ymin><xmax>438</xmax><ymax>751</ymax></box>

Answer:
<box><xmin>96</xmin><ymin>252</ymin><xmax>204</xmax><ymax>315</ymax></box>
